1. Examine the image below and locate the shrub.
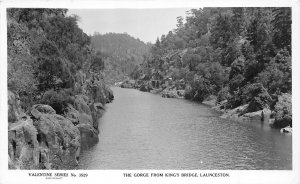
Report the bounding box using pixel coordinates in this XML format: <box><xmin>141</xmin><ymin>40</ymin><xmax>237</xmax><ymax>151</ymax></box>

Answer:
<box><xmin>242</xmin><ymin>83</ymin><xmax>272</xmax><ymax>113</ymax></box>
<box><xmin>273</xmin><ymin>93</ymin><xmax>292</xmax><ymax>128</ymax></box>
<box><xmin>256</xmin><ymin>50</ymin><xmax>291</xmax><ymax>94</ymax></box>
<box><xmin>226</xmin><ymin>83</ymin><xmax>272</xmax><ymax>111</ymax></box>
<box><xmin>40</xmin><ymin>89</ymin><xmax>75</xmax><ymax>114</ymax></box>
<box><xmin>226</xmin><ymin>91</ymin><xmax>243</xmax><ymax>109</ymax></box>
<box><xmin>216</xmin><ymin>86</ymin><xmax>230</xmax><ymax>104</ymax></box>
<box><xmin>229</xmin><ymin>56</ymin><xmax>245</xmax><ymax>79</ymax></box>
<box><xmin>184</xmin><ymin>75</ymin><xmax>212</xmax><ymax>102</ymax></box>
<box><xmin>229</xmin><ymin>74</ymin><xmax>245</xmax><ymax>94</ymax></box>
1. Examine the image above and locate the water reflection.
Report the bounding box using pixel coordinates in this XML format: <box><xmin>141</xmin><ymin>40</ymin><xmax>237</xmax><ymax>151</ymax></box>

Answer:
<box><xmin>77</xmin><ymin>87</ymin><xmax>292</xmax><ymax>170</ymax></box>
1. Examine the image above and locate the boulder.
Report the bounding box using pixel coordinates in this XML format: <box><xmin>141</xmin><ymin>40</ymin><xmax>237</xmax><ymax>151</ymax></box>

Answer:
<box><xmin>76</xmin><ymin>124</ymin><xmax>99</xmax><ymax>149</ymax></box>
<box><xmin>212</xmin><ymin>100</ymin><xmax>227</xmax><ymax>112</ymax></box>
<box><xmin>220</xmin><ymin>104</ymin><xmax>248</xmax><ymax>120</ymax></box>
<box><xmin>8</xmin><ymin>118</ymin><xmax>39</xmax><ymax>169</ymax></box>
<box><xmin>105</xmin><ymin>87</ymin><xmax>114</xmax><ymax>102</ymax></box>
<box><xmin>30</xmin><ymin>104</ymin><xmax>56</xmax><ymax>119</ymax></box>
<box><xmin>26</xmin><ymin>105</ymin><xmax>81</xmax><ymax>169</ymax></box>
<box><xmin>262</xmin><ymin>108</ymin><xmax>272</xmax><ymax>121</ymax></box>
<box><xmin>202</xmin><ymin>95</ymin><xmax>217</xmax><ymax>106</ymax></box>
<box><xmin>280</xmin><ymin>126</ymin><xmax>292</xmax><ymax>134</ymax></box>
<box><xmin>243</xmin><ymin>111</ymin><xmax>264</xmax><ymax>121</ymax></box>
<box><xmin>32</xmin><ymin>113</ymin><xmax>81</xmax><ymax>169</ymax></box>
<box><xmin>220</xmin><ymin>103</ymin><xmax>272</xmax><ymax>122</ymax></box>
<box><xmin>65</xmin><ymin>103</ymin><xmax>100</xmax><ymax>148</ymax></box>
<box><xmin>91</xmin><ymin>103</ymin><xmax>105</xmax><ymax>130</ymax></box>
<box><xmin>162</xmin><ymin>88</ymin><xmax>181</xmax><ymax>98</ymax></box>
<box><xmin>74</xmin><ymin>95</ymin><xmax>91</xmax><ymax>115</ymax></box>
<box><xmin>94</xmin><ymin>102</ymin><xmax>105</xmax><ymax>110</ymax></box>
<box><xmin>8</xmin><ymin>90</ymin><xmax>26</xmax><ymax>122</ymax></box>
<box><xmin>87</xmin><ymin>81</ymin><xmax>109</xmax><ymax>104</ymax></box>
<box><xmin>65</xmin><ymin>104</ymin><xmax>80</xmax><ymax>125</ymax></box>
<box><xmin>78</xmin><ymin>112</ymin><xmax>93</xmax><ymax>126</ymax></box>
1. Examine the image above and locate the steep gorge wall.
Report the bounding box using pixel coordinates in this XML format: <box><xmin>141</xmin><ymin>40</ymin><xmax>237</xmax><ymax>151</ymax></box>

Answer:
<box><xmin>8</xmin><ymin>77</ymin><xmax>114</xmax><ymax>169</ymax></box>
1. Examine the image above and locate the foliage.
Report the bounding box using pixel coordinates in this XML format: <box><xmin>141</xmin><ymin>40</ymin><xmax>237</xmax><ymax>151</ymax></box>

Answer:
<box><xmin>90</xmin><ymin>53</ymin><xmax>105</xmax><ymax>72</ymax></box>
<box><xmin>133</xmin><ymin>7</ymin><xmax>291</xmax><ymax>117</ymax></box>
<box><xmin>216</xmin><ymin>86</ymin><xmax>230</xmax><ymax>104</ymax></box>
<box><xmin>242</xmin><ymin>83</ymin><xmax>272</xmax><ymax>111</ymax></box>
<box><xmin>272</xmin><ymin>8</ymin><xmax>291</xmax><ymax>53</ymax></box>
<box><xmin>182</xmin><ymin>53</ymin><xmax>201</xmax><ymax>71</ymax></box>
<box><xmin>229</xmin><ymin>74</ymin><xmax>245</xmax><ymax>94</ymax></box>
<box><xmin>9</xmin><ymin>7</ymin><xmax>292</xmax><ymax>126</ymax></box>
<box><xmin>40</xmin><ymin>89</ymin><xmax>75</xmax><ymax>114</ymax></box>
<box><xmin>7</xmin><ymin>8</ymin><xmax>107</xmax><ymax>113</ymax></box>
<box><xmin>227</xmin><ymin>83</ymin><xmax>272</xmax><ymax>111</ymax></box>
<box><xmin>273</xmin><ymin>93</ymin><xmax>292</xmax><ymax>128</ymax></box>
<box><xmin>184</xmin><ymin>74</ymin><xmax>213</xmax><ymax>102</ymax></box>
<box><xmin>256</xmin><ymin>49</ymin><xmax>291</xmax><ymax>94</ymax></box>
<box><xmin>91</xmin><ymin>33</ymin><xmax>150</xmax><ymax>84</ymax></box>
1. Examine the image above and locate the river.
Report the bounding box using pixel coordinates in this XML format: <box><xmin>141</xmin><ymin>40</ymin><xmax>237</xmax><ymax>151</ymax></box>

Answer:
<box><xmin>77</xmin><ymin>87</ymin><xmax>292</xmax><ymax>170</ymax></box>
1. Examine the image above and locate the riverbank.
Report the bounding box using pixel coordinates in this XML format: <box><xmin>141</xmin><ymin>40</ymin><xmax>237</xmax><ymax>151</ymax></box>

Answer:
<box><xmin>117</xmin><ymin>80</ymin><xmax>292</xmax><ymax>134</ymax></box>
<box><xmin>77</xmin><ymin>87</ymin><xmax>292</xmax><ymax>170</ymax></box>
<box><xmin>8</xmin><ymin>76</ymin><xmax>114</xmax><ymax>170</ymax></box>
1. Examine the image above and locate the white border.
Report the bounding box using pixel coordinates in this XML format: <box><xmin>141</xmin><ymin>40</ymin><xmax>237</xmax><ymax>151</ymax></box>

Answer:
<box><xmin>0</xmin><ymin>0</ymin><xmax>299</xmax><ymax>184</ymax></box>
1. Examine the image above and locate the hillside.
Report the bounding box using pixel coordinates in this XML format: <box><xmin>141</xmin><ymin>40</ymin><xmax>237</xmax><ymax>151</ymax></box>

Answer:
<box><xmin>127</xmin><ymin>7</ymin><xmax>292</xmax><ymax>129</ymax></box>
<box><xmin>7</xmin><ymin>8</ymin><xmax>113</xmax><ymax>169</ymax></box>
<box><xmin>91</xmin><ymin>33</ymin><xmax>150</xmax><ymax>84</ymax></box>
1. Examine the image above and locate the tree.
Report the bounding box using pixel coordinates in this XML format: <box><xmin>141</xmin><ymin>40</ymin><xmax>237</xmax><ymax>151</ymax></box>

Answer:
<box><xmin>182</xmin><ymin>53</ymin><xmax>201</xmax><ymax>71</ymax></box>
<box><xmin>272</xmin><ymin>8</ymin><xmax>291</xmax><ymax>53</ymax></box>
<box><xmin>256</xmin><ymin>49</ymin><xmax>291</xmax><ymax>94</ymax></box>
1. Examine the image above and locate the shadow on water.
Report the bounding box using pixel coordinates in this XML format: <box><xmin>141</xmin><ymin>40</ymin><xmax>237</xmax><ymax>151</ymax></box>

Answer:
<box><xmin>77</xmin><ymin>87</ymin><xmax>292</xmax><ymax>170</ymax></box>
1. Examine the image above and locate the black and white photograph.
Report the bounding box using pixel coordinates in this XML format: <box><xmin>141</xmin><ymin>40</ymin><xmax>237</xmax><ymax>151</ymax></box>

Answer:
<box><xmin>1</xmin><ymin>0</ymin><xmax>300</xmax><ymax>183</ymax></box>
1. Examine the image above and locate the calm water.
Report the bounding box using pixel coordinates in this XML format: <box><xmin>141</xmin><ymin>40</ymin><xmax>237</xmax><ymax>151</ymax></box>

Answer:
<box><xmin>77</xmin><ymin>87</ymin><xmax>292</xmax><ymax>170</ymax></box>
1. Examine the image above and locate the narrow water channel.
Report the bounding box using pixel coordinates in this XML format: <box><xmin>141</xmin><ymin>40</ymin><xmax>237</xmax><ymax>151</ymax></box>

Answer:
<box><xmin>77</xmin><ymin>87</ymin><xmax>292</xmax><ymax>170</ymax></box>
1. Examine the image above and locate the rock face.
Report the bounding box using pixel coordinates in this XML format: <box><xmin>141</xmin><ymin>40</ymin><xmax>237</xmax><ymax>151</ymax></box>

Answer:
<box><xmin>280</xmin><ymin>126</ymin><xmax>292</xmax><ymax>133</ymax></box>
<box><xmin>8</xmin><ymin>90</ymin><xmax>26</xmax><ymax>122</ymax></box>
<box><xmin>8</xmin><ymin>79</ymin><xmax>114</xmax><ymax>170</ymax></box>
<box><xmin>31</xmin><ymin>104</ymin><xmax>81</xmax><ymax>169</ymax></box>
<box><xmin>65</xmin><ymin>96</ymin><xmax>101</xmax><ymax>149</ymax></box>
<box><xmin>8</xmin><ymin>103</ymin><xmax>81</xmax><ymax>169</ymax></box>
<box><xmin>105</xmin><ymin>87</ymin><xmax>114</xmax><ymax>102</ymax></box>
<box><xmin>220</xmin><ymin>103</ymin><xmax>271</xmax><ymax>122</ymax></box>
<box><xmin>8</xmin><ymin>118</ymin><xmax>39</xmax><ymax>169</ymax></box>
<box><xmin>220</xmin><ymin>104</ymin><xmax>249</xmax><ymax>120</ymax></box>
<box><xmin>242</xmin><ymin>108</ymin><xmax>271</xmax><ymax>121</ymax></box>
<box><xmin>161</xmin><ymin>88</ymin><xmax>184</xmax><ymax>98</ymax></box>
<box><xmin>202</xmin><ymin>95</ymin><xmax>217</xmax><ymax>106</ymax></box>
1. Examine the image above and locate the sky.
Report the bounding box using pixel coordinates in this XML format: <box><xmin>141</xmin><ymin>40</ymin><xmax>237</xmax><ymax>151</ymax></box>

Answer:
<box><xmin>67</xmin><ymin>8</ymin><xmax>191</xmax><ymax>43</ymax></box>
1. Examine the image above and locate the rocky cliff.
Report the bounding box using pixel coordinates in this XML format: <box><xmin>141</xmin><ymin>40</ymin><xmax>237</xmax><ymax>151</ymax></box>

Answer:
<box><xmin>8</xmin><ymin>76</ymin><xmax>114</xmax><ymax>169</ymax></box>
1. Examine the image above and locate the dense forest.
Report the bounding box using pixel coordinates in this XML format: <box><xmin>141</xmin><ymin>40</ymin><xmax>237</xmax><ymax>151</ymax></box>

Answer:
<box><xmin>126</xmin><ymin>7</ymin><xmax>292</xmax><ymax>129</ymax></box>
<box><xmin>91</xmin><ymin>33</ymin><xmax>150</xmax><ymax>84</ymax></box>
<box><xmin>7</xmin><ymin>9</ymin><xmax>114</xmax><ymax>111</ymax></box>
<box><xmin>7</xmin><ymin>8</ymin><xmax>113</xmax><ymax>169</ymax></box>
<box><xmin>7</xmin><ymin>7</ymin><xmax>292</xmax><ymax>170</ymax></box>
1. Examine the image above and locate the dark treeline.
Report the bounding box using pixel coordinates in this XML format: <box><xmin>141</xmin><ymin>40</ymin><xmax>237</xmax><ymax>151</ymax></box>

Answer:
<box><xmin>130</xmin><ymin>7</ymin><xmax>292</xmax><ymax>128</ymax></box>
